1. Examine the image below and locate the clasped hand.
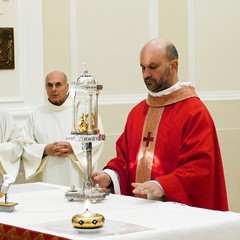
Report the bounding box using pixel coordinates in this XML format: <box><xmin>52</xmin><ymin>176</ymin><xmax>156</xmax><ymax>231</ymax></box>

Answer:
<box><xmin>44</xmin><ymin>142</ymin><xmax>73</xmax><ymax>157</ymax></box>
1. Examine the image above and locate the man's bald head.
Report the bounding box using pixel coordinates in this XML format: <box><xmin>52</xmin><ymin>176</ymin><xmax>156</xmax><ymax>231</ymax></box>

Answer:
<box><xmin>141</xmin><ymin>37</ymin><xmax>178</xmax><ymax>62</ymax></box>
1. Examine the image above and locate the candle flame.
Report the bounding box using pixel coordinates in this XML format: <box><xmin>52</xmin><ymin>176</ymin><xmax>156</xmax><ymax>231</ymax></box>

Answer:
<box><xmin>85</xmin><ymin>199</ymin><xmax>90</xmax><ymax>210</ymax></box>
<box><xmin>83</xmin><ymin>199</ymin><xmax>91</xmax><ymax>217</ymax></box>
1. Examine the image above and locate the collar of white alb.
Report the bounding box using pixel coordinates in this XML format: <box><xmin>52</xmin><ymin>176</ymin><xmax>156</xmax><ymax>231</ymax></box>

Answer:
<box><xmin>148</xmin><ymin>81</ymin><xmax>192</xmax><ymax>97</ymax></box>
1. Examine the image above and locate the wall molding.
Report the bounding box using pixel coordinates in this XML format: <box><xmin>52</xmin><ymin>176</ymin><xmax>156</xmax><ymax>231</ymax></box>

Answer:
<box><xmin>10</xmin><ymin>91</ymin><xmax>239</xmax><ymax>112</ymax></box>
<box><xmin>9</xmin><ymin>90</ymin><xmax>240</xmax><ymax>128</ymax></box>
<box><xmin>198</xmin><ymin>91</ymin><xmax>240</xmax><ymax>101</ymax></box>
<box><xmin>99</xmin><ymin>91</ymin><xmax>240</xmax><ymax>105</ymax></box>
<box><xmin>0</xmin><ymin>97</ymin><xmax>25</xmax><ymax>103</ymax></box>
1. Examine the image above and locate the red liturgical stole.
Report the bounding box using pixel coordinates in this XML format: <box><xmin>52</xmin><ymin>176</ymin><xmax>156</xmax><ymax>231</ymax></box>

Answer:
<box><xmin>135</xmin><ymin>107</ymin><xmax>164</xmax><ymax>186</ymax></box>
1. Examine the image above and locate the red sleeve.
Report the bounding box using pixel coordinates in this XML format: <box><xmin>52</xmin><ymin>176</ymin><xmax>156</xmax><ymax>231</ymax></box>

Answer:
<box><xmin>103</xmin><ymin>101</ymin><xmax>147</xmax><ymax>196</ymax></box>
<box><xmin>104</xmin><ymin>130</ymin><xmax>132</xmax><ymax>195</ymax></box>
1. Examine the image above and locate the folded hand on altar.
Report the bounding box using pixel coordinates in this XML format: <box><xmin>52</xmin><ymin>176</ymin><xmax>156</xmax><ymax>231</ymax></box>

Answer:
<box><xmin>132</xmin><ymin>181</ymin><xmax>165</xmax><ymax>198</ymax></box>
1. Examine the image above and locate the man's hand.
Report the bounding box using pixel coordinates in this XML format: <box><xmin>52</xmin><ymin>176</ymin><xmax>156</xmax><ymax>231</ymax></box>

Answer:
<box><xmin>44</xmin><ymin>142</ymin><xmax>74</xmax><ymax>157</ymax></box>
<box><xmin>132</xmin><ymin>181</ymin><xmax>164</xmax><ymax>198</ymax></box>
<box><xmin>92</xmin><ymin>171</ymin><xmax>112</xmax><ymax>188</ymax></box>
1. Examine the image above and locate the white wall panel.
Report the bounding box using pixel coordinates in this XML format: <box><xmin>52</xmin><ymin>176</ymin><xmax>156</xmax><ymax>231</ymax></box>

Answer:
<box><xmin>0</xmin><ymin>0</ymin><xmax>44</xmax><ymax>125</ymax></box>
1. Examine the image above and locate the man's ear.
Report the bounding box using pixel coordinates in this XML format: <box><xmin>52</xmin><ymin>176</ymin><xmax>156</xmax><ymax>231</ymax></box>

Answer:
<box><xmin>170</xmin><ymin>59</ymin><xmax>178</xmax><ymax>71</ymax></box>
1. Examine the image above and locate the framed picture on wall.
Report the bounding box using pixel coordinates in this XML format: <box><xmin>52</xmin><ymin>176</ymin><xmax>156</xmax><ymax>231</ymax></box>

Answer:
<box><xmin>0</xmin><ymin>27</ymin><xmax>15</xmax><ymax>69</ymax></box>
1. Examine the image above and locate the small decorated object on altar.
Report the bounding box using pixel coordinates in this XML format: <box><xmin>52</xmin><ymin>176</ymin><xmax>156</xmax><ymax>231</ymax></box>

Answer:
<box><xmin>72</xmin><ymin>200</ymin><xmax>105</xmax><ymax>231</ymax></box>
<box><xmin>0</xmin><ymin>174</ymin><xmax>18</xmax><ymax>212</ymax></box>
<box><xmin>65</xmin><ymin>63</ymin><xmax>107</xmax><ymax>202</ymax></box>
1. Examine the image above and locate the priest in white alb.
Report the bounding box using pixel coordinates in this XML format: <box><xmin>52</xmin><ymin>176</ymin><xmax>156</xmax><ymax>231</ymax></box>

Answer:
<box><xmin>0</xmin><ymin>109</ymin><xmax>23</xmax><ymax>182</ymax></box>
<box><xmin>21</xmin><ymin>70</ymin><xmax>104</xmax><ymax>187</ymax></box>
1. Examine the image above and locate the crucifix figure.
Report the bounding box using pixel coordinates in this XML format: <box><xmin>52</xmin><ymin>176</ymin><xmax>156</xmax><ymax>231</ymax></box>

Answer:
<box><xmin>143</xmin><ymin>131</ymin><xmax>154</xmax><ymax>147</ymax></box>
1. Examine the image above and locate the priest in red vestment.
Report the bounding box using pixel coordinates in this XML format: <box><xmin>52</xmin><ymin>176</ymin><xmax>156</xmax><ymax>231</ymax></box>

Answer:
<box><xmin>93</xmin><ymin>37</ymin><xmax>228</xmax><ymax>211</ymax></box>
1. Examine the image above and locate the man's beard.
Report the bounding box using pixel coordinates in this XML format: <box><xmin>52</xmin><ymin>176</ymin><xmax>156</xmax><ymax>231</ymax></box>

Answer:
<box><xmin>144</xmin><ymin>68</ymin><xmax>171</xmax><ymax>93</ymax></box>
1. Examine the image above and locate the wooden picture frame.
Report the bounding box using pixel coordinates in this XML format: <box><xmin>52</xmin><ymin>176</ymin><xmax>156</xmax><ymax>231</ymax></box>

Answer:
<box><xmin>0</xmin><ymin>27</ymin><xmax>15</xmax><ymax>69</ymax></box>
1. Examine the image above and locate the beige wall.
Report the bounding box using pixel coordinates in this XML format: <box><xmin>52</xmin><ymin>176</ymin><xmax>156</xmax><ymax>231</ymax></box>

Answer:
<box><xmin>194</xmin><ymin>0</ymin><xmax>240</xmax><ymax>92</ymax></box>
<box><xmin>205</xmin><ymin>100</ymin><xmax>240</xmax><ymax>211</ymax></box>
<box><xmin>75</xmin><ymin>0</ymin><xmax>148</xmax><ymax>95</ymax></box>
<box><xmin>1</xmin><ymin>0</ymin><xmax>240</xmax><ymax>212</ymax></box>
<box><xmin>158</xmin><ymin>0</ymin><xmax>189</xmax><ymax>82</ymax></box>
<box><xmin>42</xmin><ymin>0</ymin><xmax>71</xmax><ymax>78</ymax></box>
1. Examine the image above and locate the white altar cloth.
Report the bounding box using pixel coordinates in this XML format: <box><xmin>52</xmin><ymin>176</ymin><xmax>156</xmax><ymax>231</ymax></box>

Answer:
<box><xmin>1</xmin><ymin>182</ymin><xmax>240</xmax><ymax>240</ymax></box>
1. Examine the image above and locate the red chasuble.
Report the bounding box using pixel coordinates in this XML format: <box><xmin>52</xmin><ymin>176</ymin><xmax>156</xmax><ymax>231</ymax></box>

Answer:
<box><xmin>105</xmin><ymin>86</ymin><xmax>228</xmax><ymax>211</ymax></box>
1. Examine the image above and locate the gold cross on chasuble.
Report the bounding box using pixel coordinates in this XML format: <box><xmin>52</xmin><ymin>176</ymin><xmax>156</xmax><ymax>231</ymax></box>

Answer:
<box><xmin>135</xmin><ymin>107</ymin><xmax>164</xmax><ymax>198</ymax></box>
<box><xmin>143</xmin><ymin>132</ymin><xmax>154</xmax><ymax>147</ymax></box>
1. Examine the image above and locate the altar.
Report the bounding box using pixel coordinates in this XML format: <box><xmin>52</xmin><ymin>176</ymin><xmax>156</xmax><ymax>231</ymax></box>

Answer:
<box><xmin>0</xmin><ymin>182</ymin><xmax>240</xmax><ymax>240</ymax></box>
